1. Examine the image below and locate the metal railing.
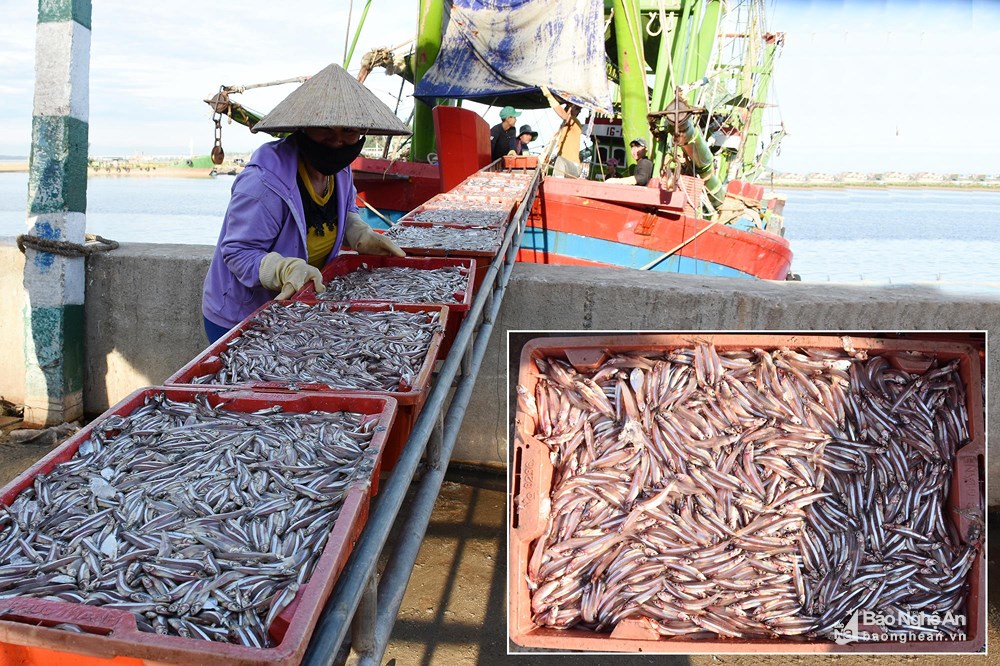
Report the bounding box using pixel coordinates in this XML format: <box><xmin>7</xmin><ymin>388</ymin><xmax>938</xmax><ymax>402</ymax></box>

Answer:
<box><xmin>301</xmin><ymin>164</ymin><xmax>541</xmax><ymax>666</ymax></box>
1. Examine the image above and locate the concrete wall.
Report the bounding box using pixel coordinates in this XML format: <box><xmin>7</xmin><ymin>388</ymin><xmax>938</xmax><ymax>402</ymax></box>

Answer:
<box><xmin>461</xmin><ymin>264</ymin><xmax>997</xmax><ymax>504</ymax></box>
<box><xmin>0</xmin><ymin>242</ymin><xmax>27</xmax><ymax>407</ymax></box>
<box><xmin>1</xmin><ymin>245</ymin><xmax>995</xmax><ymax>503</ymax></box>
<box><xmin>82</xmin><ymin>244</ymin><xmax>214</xmax><ymax>414</ymax></box>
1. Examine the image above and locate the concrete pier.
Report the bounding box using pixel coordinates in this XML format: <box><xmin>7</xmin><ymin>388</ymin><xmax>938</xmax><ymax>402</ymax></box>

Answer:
<box><xmin>0</xmin><ymin>243</ymin><xmax>995</xmax><ymax>503</ymax></box>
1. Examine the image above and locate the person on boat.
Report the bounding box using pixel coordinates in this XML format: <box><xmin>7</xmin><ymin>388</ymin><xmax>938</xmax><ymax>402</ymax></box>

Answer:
<box><xmin>512</xmin><ymin>125</ymin><xmax>538</xmax><ymax>155</ymax></box>
<box><xmin>201</xmin><ymin>63</ymin><xmax>410</xmax><ymax>343</ymax></box>
<box><xmin>606</xmin><ymin>138</ymin><xmax>654</xmax><ymax>186</ymax></box>
<box><xmin>489</xmin><ymin>106</ymin><xmax>521</xmax><ymax>162</ymax></box>
<box><xmin>541</xmin><ymin>87</ymin><xmax>584</xmax><ymax>178</ymax></box>
<box><xmin>603</xmin><ymin>157</ymin><xmax>619</xmax><ymax>180</ymax></box>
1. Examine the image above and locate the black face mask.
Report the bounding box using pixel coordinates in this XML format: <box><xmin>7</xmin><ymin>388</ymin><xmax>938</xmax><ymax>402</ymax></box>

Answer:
<box><xmin>298</xmin><ymin>132</ymin><xmax>366</xmax><ymax>175</ymax></box>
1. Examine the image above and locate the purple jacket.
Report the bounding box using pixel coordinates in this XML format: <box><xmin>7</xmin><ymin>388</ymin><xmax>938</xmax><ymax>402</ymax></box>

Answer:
<box><xmin>202</xmin><ymin>135</ymin><xmax>359</xmax><ymax>328</ymax></box>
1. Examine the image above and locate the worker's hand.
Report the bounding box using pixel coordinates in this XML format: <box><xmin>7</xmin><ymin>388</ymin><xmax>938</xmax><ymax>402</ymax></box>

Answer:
<box><xmin>259</xmin><ymin>252</ymin><xmax>325</xmax><ymax>300</ymax></box>
<box><xmin>344</xmin><ymin>212</ymin><xmax>405</xmax><ymax>257</ymax></box>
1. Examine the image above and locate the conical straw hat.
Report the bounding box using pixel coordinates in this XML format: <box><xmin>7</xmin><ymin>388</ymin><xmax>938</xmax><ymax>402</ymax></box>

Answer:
<box><xmin>252</xmin><ymin>63</ymin><xmax>411</xmax><ymax>136</ymax></box>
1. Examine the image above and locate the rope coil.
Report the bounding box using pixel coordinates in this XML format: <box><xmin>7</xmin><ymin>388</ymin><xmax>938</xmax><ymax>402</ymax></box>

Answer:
<box><xmin>16</xmin><ymin>233</ymin><xmax>120</xmax><ymax>258</ymax></box>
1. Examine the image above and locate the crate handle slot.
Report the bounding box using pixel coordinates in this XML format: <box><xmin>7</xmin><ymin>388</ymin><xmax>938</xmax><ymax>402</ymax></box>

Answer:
<box><xmin>564</xmin><ymin>348</ymin><xmax>607</xmax><ymax>371</ymax></box>
<box><xmin>511</xmin><ymin>434</ymin><xmax>552</xmax><ymax>542</ymax></box>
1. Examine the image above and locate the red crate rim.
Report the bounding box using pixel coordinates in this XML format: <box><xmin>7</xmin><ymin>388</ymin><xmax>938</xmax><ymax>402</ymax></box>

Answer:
<box><xmin>165</xmin><ymin>302</ymin><xmax>447</xmax><ymax>401</ymax></box>
<box><xmin>292</xmin><ymin>254</ymin><xmax>475</xmax><ymax>310</ymax></box>
<box><xmin>509</xmin><ymin>333</ymin><xmax>986</xmax><ymax>654</ymax></box>
<box><xmin>0</xmin><ymin>387</ymin><xmax>398</xmax><ymax>665</ymax></box>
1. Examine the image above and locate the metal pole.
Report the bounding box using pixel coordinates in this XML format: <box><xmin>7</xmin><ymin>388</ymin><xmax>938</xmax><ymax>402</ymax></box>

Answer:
<box><xmin>300</xmin><ymin>169</ymin><xmax>540</xmax><ymax>666</ymax></box>
<box><xmin>345</xmin><ymin>0</ymin><xmax>375</xmax><ymax>69</ymax></box>
<box><xmin>358</xmin><ymin>190</ymin><xmax>527</xmax><ymax>666</ymax></box>
<box><xmin>343</xmin><ymin>0</ymin><xmax>354</xmax><ymax>66</ymax></box>
<box><xmin>426</xmin><ymin>411</ymin><xmax>444</xmax><ymax>469</ymax></box>
<box><xmin>346</xmin><ymin>574</ymin><xmax>377</xmax><ymax>664</ymax></box>
<box><xmin>413</xmin><ymin>0</ymin><xmax>445</xmax><ymax>161</ymax></box>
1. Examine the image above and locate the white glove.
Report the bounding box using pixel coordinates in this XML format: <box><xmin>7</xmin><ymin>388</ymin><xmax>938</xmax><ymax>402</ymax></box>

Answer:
<box><xmin>259</xmin><ymin>252</ymin><xmax>325</xmax><ymax>300</ymax></box>
<box><xmin>344</xmin><ymin>212</ymin><xmax>405</xmax><ymax>257</ymax></box>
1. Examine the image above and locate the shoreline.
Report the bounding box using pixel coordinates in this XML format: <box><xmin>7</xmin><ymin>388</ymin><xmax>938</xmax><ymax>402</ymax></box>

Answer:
<box><xmin>770</xmin><ymin>182</ymin><xmax>1000</xmax><ymax>192</ymax></box>
<box><xmin>2</xmin><ymin>161</ymin><xmax>998</xmax><ymax>191</ymax></box>
<box><xmin>0</xmin><ymin>163</ymin><xmax>236</xmax><ymax>179</ymax></box>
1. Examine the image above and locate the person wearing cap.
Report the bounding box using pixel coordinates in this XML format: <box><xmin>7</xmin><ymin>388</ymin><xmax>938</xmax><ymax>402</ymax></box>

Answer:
<box><xmin>490</xmin><ymin>106</ymin><xmax>521</xmax><ymax>162</ymax></box>
<box><xmin>201</xmin><ymin>63</ymin><xmax>411</xmax><ymax>343</ymax></box>
<box><xmin>606</xmin><ymin>137</ymin><xmax>654</xmax><ymax>186</ymax></box>
<box><xmin>511</xmin><ymin>125</ymin><xmax>538</xmax><ymax>155</ymax></box>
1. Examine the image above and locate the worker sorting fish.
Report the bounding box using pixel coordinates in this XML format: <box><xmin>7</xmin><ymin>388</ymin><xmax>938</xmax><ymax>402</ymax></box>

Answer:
<box><xmin>518</xmin><ymin>342</ymin><xmax>982</xmax><ymax>643</ymax></box>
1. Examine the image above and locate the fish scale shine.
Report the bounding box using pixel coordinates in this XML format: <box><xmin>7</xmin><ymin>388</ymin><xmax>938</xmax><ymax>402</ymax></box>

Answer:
<box><xmin>0</xmin><ymin>392</ymin><xmax>379</xmax><ymax>648</ymax></box>
<box><xmin>523</xmin><ymin>345</ymin><xmax>980</xmax><ymax>642</ymax></box>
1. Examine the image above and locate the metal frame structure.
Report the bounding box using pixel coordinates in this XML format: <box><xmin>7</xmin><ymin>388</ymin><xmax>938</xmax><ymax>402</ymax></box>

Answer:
<box><xmin>302</xmin><ymin>164</ymin><xmax>541</xmax><ymax>666</ymax></box>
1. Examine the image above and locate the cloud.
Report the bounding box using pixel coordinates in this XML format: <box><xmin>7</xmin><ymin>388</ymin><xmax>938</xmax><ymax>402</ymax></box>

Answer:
<box><xmin>3</xmin><ymin>0</ymin><xmax>997</xmax><ymax>174</ymax></box>
<box><xmin>0</xmin><ymin>0</ymin><xmax>420</xmax><ymax>155</ymax></box>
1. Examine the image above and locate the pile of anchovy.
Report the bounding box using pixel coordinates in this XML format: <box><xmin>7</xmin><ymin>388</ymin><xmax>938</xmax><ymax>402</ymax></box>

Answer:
<box><xmin>462</xmin><ymin>173</ymin><xmax>530</xmax><ymax>188</ymax></box>
<box><xmin>457</xmin><ymin>175</ymin><xmax>529</xmax><ymax>194</ymax></box>
<box><xmin>315</xmin><ymin>265</ymin><xmax>468</xmax><ymax>304</ymax></box>
<box><xmin>192</xmin><ymin>302</ymin><xmax>440</xmax><ymax>391</ymax></box>
<box><xmin>0</xmin><ymin>392</ymin><xmax>380</xmax><ymax>647</ymax></box>
<box><xmin>410</xmin><ymin>207</ymin><xmax>509</xmax><ymax>227</ymax></box>
<box><xmin>384</xmin><ymin>225</ymin><xmax>502</xmax><ymax>252</ymax></box>
<box><xmin>521</xmin><ymin>344</ymin><xmax>981</xmax><ymax>641</ymax></box>
<box><xmin>435</xmin><ymin>193</ymin><xmax>512</xmax><ymax>208</ymax></box>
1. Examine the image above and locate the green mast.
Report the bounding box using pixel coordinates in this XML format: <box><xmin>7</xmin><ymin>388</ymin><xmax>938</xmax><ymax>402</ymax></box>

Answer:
<box><xmin>648</xmin><ymin>0</ymin><xmax>722</xmax><ymax>174</ymax></box>
<box><xmin>343</xmin><ymin>0</ymin><xmax>374</xmax><ymax>69</ymax></box>
<box><xmin>740</xmin><ymin>33</ymin><xmax>782</xmax><ymax>179</ymax></box>
<box><xmin>612</xmin><ymin>0</ymin><xmax>649</xmax><ymax>166</ymax></box>
<box><xmin>681</xmin><ymin>0</ymin><xmax>721</xmax><ymax>97</ymax></box>
<box><xmin>413</xmin><ymin>0</ymin><xmax>444</xmax><ymax>161</ymax></box>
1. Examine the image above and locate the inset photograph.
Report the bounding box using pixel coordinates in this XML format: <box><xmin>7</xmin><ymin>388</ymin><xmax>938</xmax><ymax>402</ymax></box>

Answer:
<box><xmin>509</xmin><ymin>332</ymin><xmax>986</xmax><ymax>655</ymax></box>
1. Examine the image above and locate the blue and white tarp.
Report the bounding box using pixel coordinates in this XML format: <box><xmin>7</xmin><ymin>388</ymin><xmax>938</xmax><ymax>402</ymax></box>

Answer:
<box><xmin>415</xmin><ymin>0</ymin><xmax>613</xmax><ymax>113</ymax></box>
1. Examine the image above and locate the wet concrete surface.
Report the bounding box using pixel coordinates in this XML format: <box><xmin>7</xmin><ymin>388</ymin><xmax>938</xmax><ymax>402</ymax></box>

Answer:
<box><xmin>0</xmin><ymin>418</ymin><xmax>78</xmax><ymax>487</ymax></box>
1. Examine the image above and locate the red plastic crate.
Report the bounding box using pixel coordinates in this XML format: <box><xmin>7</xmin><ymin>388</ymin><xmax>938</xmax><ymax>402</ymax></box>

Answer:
<box><xmin>381</xmin><ymin>221</ymin><xmax>502</xmax><ymax>295</ymax></box>
<box><xmin>0</xmin><ymin>387</ymin><xmax>397</xmax><ymax>666</ymax></box>
<box><xmin>399</xmin><ymin>201</ymin><xmax>513</xmax><ymax>229</ymax></box>
<box><xmin>433</xmin><ymin>192</ymin><xmax>515</xmax><ymax>207</ymax></box>
<box><xmin>292</xmin><ymin>254</ymin><xmax>475</xmax><ymax>357</ymax></box>
<box><xmin>165</xmin><ymin>302</ymin><xmax>446</xmax><ymax>469</ymax></box>
<box><xmin>503</xmin><ymin>154</ymin><xmax>538</xmax><ymax>170</ymax></box>
<box><xmin>510</xmin><ymin>333</ymin><xmax>986</xmax><ymax>654</ymax></box>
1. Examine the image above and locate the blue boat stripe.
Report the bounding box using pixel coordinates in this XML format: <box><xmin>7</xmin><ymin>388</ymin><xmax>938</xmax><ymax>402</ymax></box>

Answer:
<box><xmin>522</xmin><ymin>227</ymin><xmax>755</xmax><ymax>279</ymax></box>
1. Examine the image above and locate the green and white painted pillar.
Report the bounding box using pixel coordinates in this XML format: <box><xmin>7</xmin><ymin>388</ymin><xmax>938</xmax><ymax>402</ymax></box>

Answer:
<box><xmin>22</xmin><ymin>0</ymin><xmax>91</xmax><ymax>427</ymax></box>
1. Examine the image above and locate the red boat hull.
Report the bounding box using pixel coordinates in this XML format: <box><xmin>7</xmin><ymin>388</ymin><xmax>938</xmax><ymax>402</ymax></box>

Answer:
<box><xmin>520</xmin><ymin>177</ymin><xmax>793</xmax><ymax>280</ymax></box>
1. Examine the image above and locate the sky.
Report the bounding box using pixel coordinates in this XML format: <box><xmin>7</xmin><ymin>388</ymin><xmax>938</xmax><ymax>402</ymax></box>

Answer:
<box><xmin>0</xmin><ymin>0</ymin><xmax>998</xmax><ymax>174</ymax></box>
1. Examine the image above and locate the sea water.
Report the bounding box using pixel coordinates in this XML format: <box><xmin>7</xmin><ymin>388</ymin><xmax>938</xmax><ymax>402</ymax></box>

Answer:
<box><xmin>2</xmin><ymin>173</ymin><xmax>998</xmax><ymax>286</ymax></box>
<box><xmin>783</xmin><ymin>188</ymin><xmax>1000</xmax><ymax>284</ymax></box>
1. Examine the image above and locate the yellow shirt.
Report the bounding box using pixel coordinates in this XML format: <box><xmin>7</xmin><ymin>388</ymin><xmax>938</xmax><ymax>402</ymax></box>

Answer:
<box><xmin>298</xmin><ymin>159</ymin><xmax>336</xmax><ymax>269</ymax></box>
<box><xmin>559</xmin><ymin>118</ymin><xmax>583</xmax><ymax>164</ymax></box>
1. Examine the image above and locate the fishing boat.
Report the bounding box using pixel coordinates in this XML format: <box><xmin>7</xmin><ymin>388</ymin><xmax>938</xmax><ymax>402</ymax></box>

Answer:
<box><xmin>205</xmin><ymin>0</ymin><xmax>793</xmax><ymax>280</ymax></box>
